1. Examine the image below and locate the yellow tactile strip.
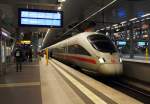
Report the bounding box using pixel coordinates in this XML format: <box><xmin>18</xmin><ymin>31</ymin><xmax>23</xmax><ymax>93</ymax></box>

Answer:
<box><xmin>0</xmin><ymin>82</ymin><xmax>40</xmax><ymax>88</ymax></box>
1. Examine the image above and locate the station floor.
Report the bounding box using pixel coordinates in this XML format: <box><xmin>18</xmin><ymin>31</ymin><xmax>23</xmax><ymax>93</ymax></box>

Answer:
<box><xmin>0</xmin><ymin>58</ymin><xmax>143</xmax><ymax>104</ymax></box>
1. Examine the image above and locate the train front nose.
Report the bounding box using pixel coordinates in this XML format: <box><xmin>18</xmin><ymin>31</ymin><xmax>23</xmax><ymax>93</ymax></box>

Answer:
<box><xmin>98</xmin><ymin>63</ymin><xmax>123</xmax><ymax>75</ymax></box>
<box><xmin>97</xmin><ymin>54</ymin><xmax>123</xmax><ymax>75</ymax></box>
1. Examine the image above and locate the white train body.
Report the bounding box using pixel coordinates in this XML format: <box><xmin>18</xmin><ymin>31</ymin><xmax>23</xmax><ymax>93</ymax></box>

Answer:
<box><xmin>48</xmin><ymin>32</ymin><xmax>123</xmax><ymax>75</ymax></box>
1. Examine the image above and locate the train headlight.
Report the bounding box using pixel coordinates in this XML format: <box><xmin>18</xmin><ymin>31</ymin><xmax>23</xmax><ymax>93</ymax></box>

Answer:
<box><xmin>120</xmin><ymin>58</ymin><xmax>122</xmax><ymax>63</ymax></box>
<box><xmin>99</xmin><ymin>58</ymin><xmax>105</xmax><ymax>63</ymax></box>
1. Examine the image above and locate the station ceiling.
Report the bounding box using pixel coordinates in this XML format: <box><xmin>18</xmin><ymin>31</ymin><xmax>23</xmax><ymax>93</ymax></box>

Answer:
<box><xmin>0</xmin><ymin>0</ymin><xmax>150</xmax><ymax>48</ymax></box>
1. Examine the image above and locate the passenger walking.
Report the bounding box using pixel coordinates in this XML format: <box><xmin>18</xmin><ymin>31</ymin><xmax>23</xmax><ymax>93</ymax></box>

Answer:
<box><xmin>14</xmin><ymin>47</ymin><xmax>23</xmax><ymax>72</ymax></box>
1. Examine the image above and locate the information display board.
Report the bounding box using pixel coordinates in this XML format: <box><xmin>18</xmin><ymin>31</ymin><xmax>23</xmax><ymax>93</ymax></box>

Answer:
<box><xmin>117</xmin><ymin>41</ymin><xmax>126</xmax><ymax>46</ymax></box>
<box><xmin>137</xmin><ymin>41</ymin><xmax>147</xmax><ymax>46</ymax></box>
<box><xmin>18</xmin><ymin>8</ymin><xmax>63</xmax><ymax>28</ymax></box>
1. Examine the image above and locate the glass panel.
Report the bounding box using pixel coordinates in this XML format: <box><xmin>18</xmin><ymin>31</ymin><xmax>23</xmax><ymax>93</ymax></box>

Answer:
<box><xmin>88</xmin><ymin>35</ymin><xmax>117</xmax><ymax>53</ymax></box>
<box><xmin>68</xmin><ymin>45</ymin><xmax>91</xmax><ymax>56</ymax></box>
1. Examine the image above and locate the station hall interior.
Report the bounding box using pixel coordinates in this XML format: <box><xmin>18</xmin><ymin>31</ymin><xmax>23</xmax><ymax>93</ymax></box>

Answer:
<box><xmin>0</xmin><ymin>0</ymin><xmax>150</xmax><ymax>104</ymax></box>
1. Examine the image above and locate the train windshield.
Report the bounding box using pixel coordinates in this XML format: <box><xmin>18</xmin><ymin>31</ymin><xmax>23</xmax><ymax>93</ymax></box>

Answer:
<box><xmin>88</xmin><ymin>34</ymin><xmax>117</xmax><ymax>53</ymax></box>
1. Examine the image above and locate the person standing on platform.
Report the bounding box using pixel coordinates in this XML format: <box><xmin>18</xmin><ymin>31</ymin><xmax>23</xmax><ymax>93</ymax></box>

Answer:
<box><xmin>14</xmin><ymin>47</ymin><xmax>23</xmax><ymax>72</ymax></box>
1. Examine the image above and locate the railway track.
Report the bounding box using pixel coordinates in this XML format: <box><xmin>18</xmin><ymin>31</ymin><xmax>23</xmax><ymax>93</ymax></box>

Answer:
<box><xmin>96</xmin><ymin>77</ymin><xmax>150</xmax><ymax>103</ymax></box>
<box><xmin>51</xmin><ymin>59</ymin><xmax>150</xmax><ymax>103</ymax></box>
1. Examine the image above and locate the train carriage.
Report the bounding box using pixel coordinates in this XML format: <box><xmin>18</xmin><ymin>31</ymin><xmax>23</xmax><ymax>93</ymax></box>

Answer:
<box><xmin>47</xmin><ymin>32</ymin><xmax>123</xmax><ymax>75</ymax></box>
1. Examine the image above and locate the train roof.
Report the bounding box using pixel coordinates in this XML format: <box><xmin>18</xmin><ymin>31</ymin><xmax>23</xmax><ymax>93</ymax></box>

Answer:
<box><xmin>47</xmin><ymin>32</ymin><xmax>103</xmax><ymax>49</ymax></box>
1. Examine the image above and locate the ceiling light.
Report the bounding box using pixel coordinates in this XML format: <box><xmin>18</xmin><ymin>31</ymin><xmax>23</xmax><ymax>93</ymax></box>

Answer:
<box><xmin>113</xmin><ymin>24</ymin><xmax>118</xmax><ymax>27</ymax></box>
<box><xmin>116</xmin><ymin>29</ymin><xmax>120</xmax><ymax>32</ymax></box>
<box><xmin>58</xmin><ymin>0</ymin><xmax>66</xmax><ymax>2</ymax></box>
<box><xmin>141</xmin><ymin>13</ymin><xmax>150</xmax><ymax>17</ymax></box>
<box><xmin>143</xmin><ymin>35</ymin><xmax>148</xmax><ymax>38</ymax></box>
<box><xmin>127</xmin><ymin>37</ymin><xmax>129</xmax><ymax>40</ymax></box>
<box><xmin>42</xmin><ymin>29</ymin><xmax>51</xmax><ymax>43</ymax></box>
<box><xmin>57</xmin><ymin>6</ymin><xmax>62</xmax><ymax>10</ymax></box>
<box><xmin>120</xmin><ymin>21</ymin><xmax>127</xmax><ymax>24</ymax></box>
<box><xmin>106</xmin><ymin>26</ymin><xmax>110</xmax><ymax>29</ymax></box>
<box><xmin>129</xmin><ymin>17</ymin><xmax>137</xmax><ymax>21</ymax></box>
<box><xmin>2</xmin><ymin>31</ymin><xmax>8</xmax><ymax>37</ymax></box>
<box><xmin>146</xmin><ymin>17</ymin><xmax>150</xmax><ymax>20</ymax></box>
<box><xmin>100</xmin><ymin>28</ymin><xmax>105</xmax><ymax>30</ymax></box>
<box><xmin>135</xmin><ymin>20</ymin><xmax>140</xmax><ymax>23</ymax></box>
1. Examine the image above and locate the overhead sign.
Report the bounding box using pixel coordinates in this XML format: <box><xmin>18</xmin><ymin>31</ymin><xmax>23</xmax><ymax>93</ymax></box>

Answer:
<box><xmin>58</xmin><ymin>0</ymin><xmax>66</xmax><ymax>2</ymax></box>
<box><xmin>117</xmin><ymin>41</ymin><xmax>126</xmax><ymax>46</ymax></box>
<box><xmin>21</xmin><ymin>40</ymin><xmax>31</xmax><ymax>44</ymax></box>
<box><xmin>18</xmin><ymin>8</ymin><xmax>63</xmax><ymax>28</ymax></box>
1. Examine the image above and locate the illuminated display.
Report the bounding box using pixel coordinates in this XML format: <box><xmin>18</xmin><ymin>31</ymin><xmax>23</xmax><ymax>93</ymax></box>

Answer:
<box><xmin>138</xmin><ymin>42</ymin><xmax>146</xmax><ymax>46</ymax></box>
<box><xmin>21</xmin><ymin>40</ymin><xmax>31</xmax><ymax>44</ymax></box>
<box><xmin>117</xmin><ymin>41</ymin><xmax>126</xmax><ymax>45</ymax></box>
<box><xmin>18</xmin><ymin>8</ymin><xmax>63</xmax><ymax>28</ymax></box>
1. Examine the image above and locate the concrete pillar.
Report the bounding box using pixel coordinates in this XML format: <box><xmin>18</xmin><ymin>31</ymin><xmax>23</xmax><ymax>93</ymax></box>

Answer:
<box><xmin>31</xmin><ymin>33</ymin><xmax>38</xmax><ymax>60</ymax></box>
<box><xmin>128</xmin><ymin>22</ymin><xmax>134</xmax><ymax>58</ymax></box>
<box><xmin>128</xmin><ymin>3</ymin><xmax>135</xmax><ymax>59</ymax></box>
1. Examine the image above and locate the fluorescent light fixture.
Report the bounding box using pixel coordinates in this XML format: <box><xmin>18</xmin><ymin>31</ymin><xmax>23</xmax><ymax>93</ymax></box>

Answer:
<box><xmin>129</xmin><ymin>17</ymin><xmax>137</xmax><ymax>21</ymax></box>
<box><xmin>58</xmin><ymin>0</ymin><xmax>66</xmax><ymax>2</ymax></box>
<box><xmin>2</xmin><ymin>31</ymin><xmax>8</xmax><ymax>37</ymax></box>
<box><xmin>57</xmin><ymin>6</ymin><xmax>62</xmax><ymax>10</ymax></box>
<box><xmin>121</xmin><ymin>21</ymin><xmax>127</xmax><ymax>24</ymax></box>
<box><xmin>42</xmin><ymin>29</ymin><xmax>51</xmax><ymax>44</ymax></box>
<box><xmin>106</xmin><ymin>26</ymin><xmax>110</xmax><ymax>29</ymax></box>
<box><xmin>135</xmin><ymin>20</ymin><xmax>140</xmax><ymax>23</ymax></box>
<box><xmin>146</xmin><ymin>17</ymin><xmax>150</xmax><ymax>20</ymax></box>
<box><xmin>114</xmin><ymin>26</ymin><xmax>118</xmax><ymax>29</ymax></box>
<box><xmin>111</xmin><ymin>27</ymin><xmax>114</xmax><ymax>29</ymax></box>
<box><xmin>100</xmin><ymin>28</ymin><xmax>105</xmax><ymax>30</ymax></box>
<box><xmin>113</xmin><ymin>24</ymin><xmax>118</xmax><ymax>27</ymax></box>
<box><xmin>127</xmin><ymin>37</ymin><xmax>129</xmax><ymax>40</ymax></box>
<box><xmin>141</xmin><ymin>13</ymin><xmax>150</xmax><ymax>17</ymax></box>
<box><xmin>116</xmin><ymin>28</ymin><xmax>120</xmax><ymax>32</ymax></box>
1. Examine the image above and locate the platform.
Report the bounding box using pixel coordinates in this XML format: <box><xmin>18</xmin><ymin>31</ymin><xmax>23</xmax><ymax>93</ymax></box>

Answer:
<box><xmin>40</xmin><ymin>58</ymin><xmax>143</xmax><ymax>104</ymax></box>
<box><xmin>0</xmin><ymin>61</ymin><xmax>42</xmax><ymax>104</ymax></box>
<box><xmin>0</xmin><ymin>58</ymin><xmax>144</xmax><ymax>104</ymax></box>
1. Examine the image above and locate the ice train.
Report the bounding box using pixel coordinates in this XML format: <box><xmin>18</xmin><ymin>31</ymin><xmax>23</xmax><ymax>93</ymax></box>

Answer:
<box><xmin>47</xmin><ymin>32</ymin><xmax>123</xmax><ymax>75</ymax></box>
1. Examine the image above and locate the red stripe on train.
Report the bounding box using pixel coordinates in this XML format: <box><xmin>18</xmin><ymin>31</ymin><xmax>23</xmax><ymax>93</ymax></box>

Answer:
<box><xmin>65</xmin><ymin>55</ymin><xmax>97</xmax><ymax>64</ymax></box>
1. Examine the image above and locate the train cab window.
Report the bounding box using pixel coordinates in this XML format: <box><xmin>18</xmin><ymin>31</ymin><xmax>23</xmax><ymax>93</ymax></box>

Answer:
<box><xmin>88</xmin><ymin>34</ymin><xmax>117</xmax><ymax>53</ymax></box>
<box><xmin>68</xmin><ymin>45</ymin><xmax>91</xmax><ymax>56</ymax></box>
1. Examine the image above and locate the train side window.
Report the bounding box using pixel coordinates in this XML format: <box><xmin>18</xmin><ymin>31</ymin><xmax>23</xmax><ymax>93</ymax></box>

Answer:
<box><xmin>68</xmin><ymin>45</ymin><xmax>91</xmax><ymax>56</ymax></box>
<box><xmin>49</xmin><ymin>50</ymin><xmax>53</xmax><ymax>58</ymax></box>
<box><xmin>53</xmin><ymin>47</ymin><xmax>65</xmax><ymax>53</ymax></box>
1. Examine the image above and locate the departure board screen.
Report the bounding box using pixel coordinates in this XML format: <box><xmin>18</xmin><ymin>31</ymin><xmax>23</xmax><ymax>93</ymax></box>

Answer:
<box><xmin>117</xmin><ymin>41</ymin><xmax>126</xmax><ymax>46</ymax></box>
<box><xmin>18</xmin><ymin>8</ymin><xmax>63</xmax><ymax>28</ymax></box>
<box><xmin>137</xmin><ymin>42</ymin><xmax>146</xmax><ymax>46</ymax></box>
